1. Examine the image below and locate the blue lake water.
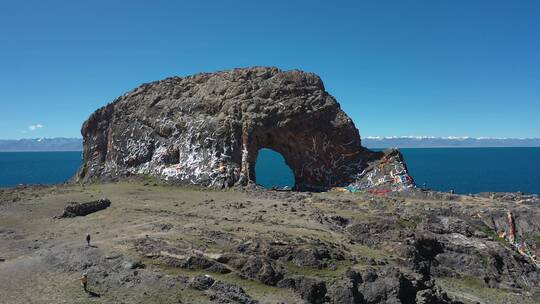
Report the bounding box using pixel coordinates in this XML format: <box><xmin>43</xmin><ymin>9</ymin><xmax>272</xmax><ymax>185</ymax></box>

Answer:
<box><xmin>1</xmin><ymin>148</ymin><xmax>539</xmax><ymax>195</ymax></box>
<box><xmin>257</xmin><ymin>147</ymin><xmax>540</xmax><ymax>194</ymax></box>
<box><xmin>0</xmin><ymin>151</ymin><xmax>83</xmax><ymax>187</ymax></box>
<box><xmin>398</xmin><ymin>147</ymin><xmax>540</xmax><ymax>194</ymax></box>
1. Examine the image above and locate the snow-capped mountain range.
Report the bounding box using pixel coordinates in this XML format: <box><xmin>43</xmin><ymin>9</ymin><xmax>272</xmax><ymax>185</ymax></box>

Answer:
<box><xmin>0</xmin><ymin>138</ymin><xmax>83</xmax><ymax>152</ymax></box>
<box><xmin>363</xmin><ymin>136</ymin><xmax>540</xmax><ymax>148</ymax></box>
<box><xmin>0</xmin><ymin>136</ymin><xmax>539</xmax><ymax>151</ymax></box>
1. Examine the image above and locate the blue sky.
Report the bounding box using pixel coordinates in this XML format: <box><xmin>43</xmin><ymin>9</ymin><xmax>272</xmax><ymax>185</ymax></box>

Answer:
<box><xmin>1</xmin><ymin>0</ymin><xmax>539</xmax><ymax>139</ymax></box>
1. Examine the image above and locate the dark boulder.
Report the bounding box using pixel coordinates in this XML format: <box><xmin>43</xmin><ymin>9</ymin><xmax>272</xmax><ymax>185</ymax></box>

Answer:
<box><xmin>159</xmin><ymin>255</ymin><xmax>231</xmax><ymax>274</ymax></box>
<box><xmin>188</xmin><ymin>275</ymin><xmax>215</xmax><ymax>290</ymax></box>
<box><xmin>206</xmin><ymin>281</ymin><xmax>258</xmax><ymax>304</ymax></box>
<box><xmin>239</xmin><ymin>255</ymin><xmax>283</xmax><ymax>285</ymax></box>
<box><xmin>277</xmin><ymin>276</ymin><xmax>327</xmax><ymax>304</ymax></box>
<box><xmin>355</xmin><ymin>267</ymin><xmax>462</xmax><ymax>304</ymax></box>
<box><xmin>415</xmin><ymin>288</ymin><xmax>460</xmax><ymax>304</ymax></box>
<box><xmin>59</xmin><ymin>198</ymin><xmax>111</xmax><ymax>218</ymax></box>
<box><xmin>326</xmin><ymin>279</ymin><xmax>363</xmax><ymax>304</ymax></box>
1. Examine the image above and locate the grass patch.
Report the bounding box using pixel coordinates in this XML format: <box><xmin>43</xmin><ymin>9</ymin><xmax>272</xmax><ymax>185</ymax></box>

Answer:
<box><xmin>397</xmin><ymin>216</ymin><xmax>422</xmax><ymax>229</ymax></box>
<box><xmin>478</xmin><ymin>224</ymin><xmax>496</xmax><ymax>237</ymax></box>
<box><xmin>524</xmin><ymin>233</ymin><xmax>540</xmax><ymax>248</ymax></box>
<box><xmin>349</xmin><ymin>243</ymin><xmax>392</xmax><ymax>259</ymax></box>
<box><xmin>461</xmin><ymin>275</ymin><xmax>486</xmax><ymax>289</ymax></box>
<box><xmin>534</xmin><ymin>235</ymin><xmax>540</xmax><ymax>247</ymax></box>
<box><xmin>284</xmin><ymin>260</ymin><xmax>352</xmax><ymax>279</ymax></box>
<box><xmin>436</xmin><ymin>276</ymin><xmax>537</xmax><ymax>304</ymax></box>
<box><xmin>141</xmin><ymin>174</ymin><xmax>161</xmax><ymax>185</ymax></box>
<box><xmin>478</xmin><ymin>254</ymin><xmax>489</xmax><ymax>266</ymax></box>
<box><xmin>147</xmin><ymin>259</ymin><xmax>299</xmax><ymax>303</ymax></box>
<box><xmin>477</xmin><ymin>224</ymin><xmax>507</xmax><ymax>243</ymax></box>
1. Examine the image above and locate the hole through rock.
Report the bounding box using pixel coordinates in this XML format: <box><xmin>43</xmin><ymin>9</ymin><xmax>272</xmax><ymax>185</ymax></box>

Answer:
<box><xmin>254</xmin><ymin>148</ymin><xmax>294</xmax><ymax>189</ymax></box>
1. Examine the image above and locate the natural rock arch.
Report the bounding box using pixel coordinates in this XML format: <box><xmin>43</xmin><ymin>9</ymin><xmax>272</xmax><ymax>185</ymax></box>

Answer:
<box><xmin>75</xmin><ymin>67</ymin><xmax>414</xmax><ymax>191</ymax></box>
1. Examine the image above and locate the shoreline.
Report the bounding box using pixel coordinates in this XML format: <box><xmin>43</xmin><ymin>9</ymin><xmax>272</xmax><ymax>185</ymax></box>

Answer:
<box><xmin>2</xmin><ymin>181</ymin><xmax>540</xmax><ymax>197</ymax></box>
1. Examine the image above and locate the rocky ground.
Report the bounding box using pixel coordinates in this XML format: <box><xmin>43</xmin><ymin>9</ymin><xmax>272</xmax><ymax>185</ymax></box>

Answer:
<box><xmin>0</xmin><ymin>182</ymin><xmax>539</xmax><ymax>304</ymax></box>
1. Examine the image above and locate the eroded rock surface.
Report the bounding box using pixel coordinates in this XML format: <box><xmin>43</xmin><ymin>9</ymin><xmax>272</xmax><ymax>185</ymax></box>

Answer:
<box><xmin>75</xmin><ymin>67</ymin><xmax>414</xmax><ymax>191</ymax></box>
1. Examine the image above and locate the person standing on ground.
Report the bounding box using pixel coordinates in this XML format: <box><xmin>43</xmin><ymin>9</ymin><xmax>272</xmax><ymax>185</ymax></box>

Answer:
<box><xmin>86</xmin><ymin>233</ymin><xmax>91</xmax><ymax>246</ymax></box>
<box><xmin>80</xmin><ymin>273</ymin><xmax>88</xmax><ymax>292</ymax></box>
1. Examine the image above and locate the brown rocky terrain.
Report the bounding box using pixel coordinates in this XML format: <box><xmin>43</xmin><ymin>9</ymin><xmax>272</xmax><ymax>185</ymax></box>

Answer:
<box><xmin>0</xmin><ymin>182</ymin><xmax>538</xmax><ymax>303</ymax></box>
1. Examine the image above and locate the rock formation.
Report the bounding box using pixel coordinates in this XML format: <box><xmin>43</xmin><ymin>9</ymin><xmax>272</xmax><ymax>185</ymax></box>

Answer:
<box><xmin>59</xmin><ymin>198</ymin><xmax>111</xmax><ymax>218</ymax></box>
<box><xmin>75</xmin><ymin>67</ymin><xmax>414</xmax><ymax>191</ymax></box>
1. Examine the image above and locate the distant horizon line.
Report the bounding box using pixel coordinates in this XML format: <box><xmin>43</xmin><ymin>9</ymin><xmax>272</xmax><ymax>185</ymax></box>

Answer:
<box><xmin>364</xmin><ymin>136</ymin><xmax>540</xmax><ymax>140</ymax></box>
<box><xmin>1</xmin><ymin>136</ymin><xmax>540</xmax><ymax>151</ymax></box>
<box><xmin>2</xmin><ymin>136</ymin><xmax>540</xmax><ymax>141</ymax></box>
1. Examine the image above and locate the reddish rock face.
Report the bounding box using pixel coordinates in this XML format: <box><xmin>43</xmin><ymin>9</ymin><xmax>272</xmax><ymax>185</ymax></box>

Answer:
<box><xmin>75</xmin><ymin>67</ymin><xmax>414</xmax><ymax>191</ymax></box>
